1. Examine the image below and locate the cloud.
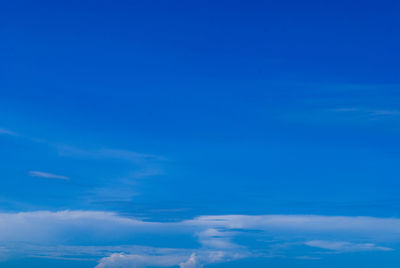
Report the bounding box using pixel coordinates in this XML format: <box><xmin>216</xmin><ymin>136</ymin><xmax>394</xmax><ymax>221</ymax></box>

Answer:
<box><xmin>89</xmin><ymin>186</ymin><xmax>139</xmax><ymax>202</ymax></box>
<box><xmin>0</xmin><ymin>244</ymin><xmax>193</xmax><ymax>262</ymax></box>
<box><xmin>0</xmin><ymin>129</ymin><xmax>164</xmax><ymax>202</ymax></box>
<box><xmin>96</xmin><ymin>251</ymin><xmax>237</xmax><ymax>268</ymax></box>
<box><xmin>180</xmin><ymin>254</ymin><xmax>203</xmax><ymax>268</ymax></box>
<box><xmin>0</xmin><ymin>128</ymin><xmax>19</xmax><ymax>136</ymax></box>
<box><xmin>285</xmin><ymin>105</ymin><xmax>400</xmax><ymax>128</ymax></box>
<box><xmin>2</xmin><ymin>211</ymin><xmax>400</xmax><ymax>244</ymax></box>
<box><xmin>129</xmin><ymin>168</ymin><xmax>164</xmax><ymax>179</ymax></box>
<box><xmin>28</xmin><ymin>171</ymin><xmax>70</xmax><ymax>181</ymax></box>
<box><xmin>295</xmin><ymin>256</ymin><xmax>321</xmax><ymax>260</ymax></box>
<box><xmin>331</xmin><ymin>107</ymin><xmax>400</xmax><ymax>119</ymax></box>
<box><xmin>0</xmin><ymin>211</ymin><xmax>398</xmax><ymax>267</ymax></box>
<box><xmin>0</xmin><ymin>210</ymin><xmax>168</xmax><ymax>244</ymax></box>
<box><xmin>187</xmin><ymin>214</ymin><xmax>400</xmax><ymax>238</ymax></box>
<box><xmin>56</xmin><ymin>146</ymin><xmax>165</xmax><ymax>163</ymax></box>
<box><xmin>95</xmin><ymin>253</ymin><xmax>185</xmax><ymax>268</ymax></box>
<box><xmin>4</xmin><ymin>211</ymin><xmax>400</xmax><ymax>243</ymax></box>
<box><xmin>0</xmin><ymin>128</ymin><xmax>164</xmax><ymax>165</ymax></box>
<box><xmin>305</xmin><ymin>240</ymin><xmax>393</xmax><ymax>252</ymax></box>
<box><xmin>196</xmin><ymin>228</ymin><xmax>240</xmax><ymax>249</ymax></box>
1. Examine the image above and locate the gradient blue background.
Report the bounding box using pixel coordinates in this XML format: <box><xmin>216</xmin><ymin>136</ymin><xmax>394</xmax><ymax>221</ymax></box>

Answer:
<box><xmin>1</xmin><ymin>0</ymin><xmax>400</xmax><ymax>267</ymax></box>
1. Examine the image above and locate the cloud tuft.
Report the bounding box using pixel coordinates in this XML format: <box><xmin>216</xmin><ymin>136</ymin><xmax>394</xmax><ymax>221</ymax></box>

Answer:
<box><xmin>29</xmin><ymin>171</ymin><xmax>70</xmax><ymax>180</ymax></box>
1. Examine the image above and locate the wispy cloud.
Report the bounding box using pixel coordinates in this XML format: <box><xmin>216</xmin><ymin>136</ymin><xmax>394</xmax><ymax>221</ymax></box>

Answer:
<box><xmin>0</xmin><ymin>128</ymin><xmax>19</xmax><ymax>136</ymax></box>
<box><xmin>0</xmin><ymin>129</ymin><xmax>165</xmax><ymax>165</ymax></box>
<box><xmin>188</xmin><ymin>214</ymin><xmax>400</xmax><ymax>236</ymax></box>
<box><xmin>56</xmin><ymin>146</ymin><xmax>165</xmax><ymax>163</ymax></box>
<box><xmin>129</xmin><ymin>168</ymin><xmax>164</xmax><ymax>179</ymax></box>
<box><xmin>295</xmin><ymin>256</ymin><xmax>321</xmax><ymax>260</ymax></box>
<box><xmin>283</xmin><ymin>106</ymin><xmax>400</xmax><ymax>129</ymax></box>
<box><xmin>89</xmin><ymin>186</ymin><xmax>139</xmax><ymax>202</ymax></box>
<box><xmin>0</xmin><ymin>128</ymin><xmax>165</xmax><ymax>203</ymax></box>
<box><xmin>332</xmin><ymin>107</ymin><xmax>400</xmax><ymax>118</ymax></box>
<box><xmin>29</xmin><ymin>171</ymin><xmax>70</xmax><ymax>181</ymax></box>
<box><xmin>305</xmin><ymin>240</ymin><xmax>393</xmax><ymax>252</ymax></box>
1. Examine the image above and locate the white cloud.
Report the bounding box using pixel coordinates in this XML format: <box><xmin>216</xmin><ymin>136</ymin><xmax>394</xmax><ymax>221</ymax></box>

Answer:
<box><xmin>187</xmin><ymin>214</ymin><xmax>400</xmax><ymax>238</ymax></box>
<box><xmin>28</xmin><ymin>171</ymin><xmax>70</xmax><ymax>181</ymax></box>
<box><xmin>56</xmin><ymin>146</ymin><xmax>165</xmax><ymax>163</ymax></box>
<box><xmin>305</xmin><ymin>240</ymin><xmax>393</xmax><ymax>252</ymax></box>
<box><xmin>0</xmin><ymin>210</ymin><xmax>169</xmax><ymax>244</ymax></box>
<box><xmin>180</xmin><ymin>254</ymin><xmax>203</xmax><ymax>268</ymax></box>
<box><xmin>295</xmin><ymin>256</ymin><xmax>321</xmax><ymax>260</ymax></box>
<box><xmin>96</xmin><ymin>251</ymin><xmax>239</xmax><ymax>268</ymax></box>
<box><xmin>0</xmin><ymin>211</ymin><xmax>398</xmax><ymax>267</ymax></box>
<box><xmin>95</xmin><ymin>253</ymin><xmax>185</xmax><ymax>268</ymax></box>
<box><xmin>196</xmin><ymin>228</ymin><xmax>239</xmax><ymax>249</ymax></box>
<box><xmin>4</xmin><ymin>211</ymin><xmax>400</xmax><ymax>242</ymax></box>
<box><xmin>2</xmin><ymin>211</ymin><xmax>400</xmax><ymax>244</ymax></box>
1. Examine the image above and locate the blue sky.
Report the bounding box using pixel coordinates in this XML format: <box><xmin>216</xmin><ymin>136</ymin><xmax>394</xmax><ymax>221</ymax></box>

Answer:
<box><xmin>1</xmin><ymin>0</ymin><xmax>400</xmax><ymax>267</ymax></box>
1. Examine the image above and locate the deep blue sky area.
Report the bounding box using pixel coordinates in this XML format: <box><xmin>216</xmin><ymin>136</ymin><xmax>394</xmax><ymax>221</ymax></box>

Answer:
<box><xmin>1</xmin><ymin>1</ymin><xmax>400</xmax><ymax>267</ymax></box>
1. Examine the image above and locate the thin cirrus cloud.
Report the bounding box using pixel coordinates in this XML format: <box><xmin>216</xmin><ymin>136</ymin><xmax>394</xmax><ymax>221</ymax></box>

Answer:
<box><xmin>332</xmin><ymin>107</ymin><xmax>400</xmax><ymax>118</ymax></box>
<box><xmin>0</xmin><ymin>128</ymin><xmax>163</xmax><ymax>204</ymax></box>
<box><xmin>0</xmin><ymin>210</ymin><xmax>399</xmax><ymax>267</ymax></box>
<box><xmin>304</xmin><ymin>240</ymin><xmax>393</xmax><ymax>252</ymax></box>
<box><xmin>0</xmin><ymin>128</ymin><xmax>165</xmax><ymax>164</ymax></box>
<box><xmin>56</xmin><ymin>145</ymin><xmax>166</xmax><ymax>163</ymax></box>
<box><xmin>0</xmin><ymin>128</ymin><xmax>19</xmax><ymax>137</ymax></box>
<box><xmin>28</xmin><ymin>171</ymin><xmax>70</xmax><ymax>181</ymax></box>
